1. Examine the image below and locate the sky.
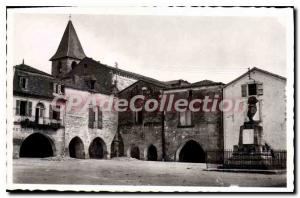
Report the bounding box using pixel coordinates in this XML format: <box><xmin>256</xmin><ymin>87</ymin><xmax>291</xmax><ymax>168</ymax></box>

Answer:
<box><xmin>8</xmin><ymin>8</ymin><xmax>291</xmax><ymax>84</ymax></box>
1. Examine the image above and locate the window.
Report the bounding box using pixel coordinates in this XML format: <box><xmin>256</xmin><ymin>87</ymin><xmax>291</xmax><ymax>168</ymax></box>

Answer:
<box><xmin>53</xmin><ymin>83</ymin><xmax>65</xmax><ymax>95</ymax></box>
<box><xmin>248</xmin><ymin>84</ymin><xmax>257</xmax><ymax>96</ymax></box>
<box><xmin>71</xmin><ymin>61</ymin><xmax>77</xmax><ymax>69</ymax></box>
<box><xmin>16</xmin><ymin>100</ymin><xmax>32</xmax><ymax>116</ymax></box>
<box><xmin>58</xmin><ymin>61</ymin><xmax>62</xmax><ymax>73</ymax></box>
<box><xmin>50</xmin><ymin>105</ymin><xmax>60</xmax><ymax>120</ymax></box>
<box><xmin>241</xmin><ymin>83</ymin><xmax>263</xmax><ymax>97</ymax></box>
<box><xmin>188</xmin><ymin>90</ymin><xmax>193</xmax><ymax>100</ymax></box>
<box><xmin>84</xmin><ymin>64</ymin><xmax>88</xmax><ymax>74</ymax></box>
<box><xmin>19</xmin><ymin>77</ymin><xmax>28</xmax><ymax>89</ymax></box>
<box><xmin>98</xmin><ymin>107</ymin><xmax>103</xmax><ymax>129</ymax></box>
<box><xmin>90</xmin><ymin>80</ymin><xmax>96</xmax><ymax>90</ymax></box>
<box><xmin>179</xmin><ymin>110</ymin><xmax>192</xmax><ymax>127</ymax></box>
<box><xmin>89</xmin><ymin>107</ymin><xmax>96</xmax><ymax>128</ymax></box>
<box><xmin>135</xmin><ymin>110</ymin><xmax>143</xmax><ymax>124</ymax></box>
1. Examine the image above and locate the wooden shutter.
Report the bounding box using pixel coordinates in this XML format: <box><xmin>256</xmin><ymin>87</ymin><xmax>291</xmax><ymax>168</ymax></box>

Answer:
<box><xmin>25</xmin><ymin>78</ymin><xmax>28</xmax><ymax>89</ymax></box>
<box><xmin>49</xmin><ymin>105</ymin><xmax>53</xmax><ymax>119</ymax></box>
<box><xmin>53</xmin><ymin>83</ymin><xmax>57</xmax><ymax>93</ymax></box>
<box><xmin>257</xmin><ymin>83</ymin><xmax>263</xmax><ymax>96</ymax></box>
<box><xmin>61</xmin><ymin>85</ymin><xmax>65</xmax><ymax>94</ymax></box>
<box><xmin>186</xmin><ymin>111</ymin><xmax>192</xmax><ymax>126</ymax></box>
<box><xmin>27</xmin><ymin>101</ymin><xmax>32</xmax><ymax>117</ymax></box>
<box><xmin>89</xmin><ymin>107</ymin><xmax>95</xmax><ymax>128</ymax></box>
<box><xmin>57</xmin><ymin>84</ymin><xmax>61</xmax><ymax>94</ymax></box>
<box><xmin>98</xmin><ymin>107</ymin><xmax>103</xmax><ymax>129</ymax></box>
<box><xmin>241</xmin><ymin>84</ymin><xmax>247</xmax><ymax>97</ymax></box>
<box><xmin>179</xmin><ymin>111</ymin><xmax>185</xmax><ymax>126</ymax></box>
<box><xmin>16</xmin><ymin>100</ymin><xmax>20</xmax><ymax>115</ymax></box>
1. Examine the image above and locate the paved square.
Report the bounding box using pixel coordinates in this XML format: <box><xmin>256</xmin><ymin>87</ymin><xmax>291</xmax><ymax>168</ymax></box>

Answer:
<box><xmin>13</xmin><ymin>158</ymin><xmax>286</xmax><ymax>187</ymax></box>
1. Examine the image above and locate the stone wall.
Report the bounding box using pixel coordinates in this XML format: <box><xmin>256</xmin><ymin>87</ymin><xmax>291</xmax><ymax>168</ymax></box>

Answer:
<box><xmin>64</xmin><ymin>88</ymin><xmax>118</xmax><ymax>159</ymax></box>
<box><xmin>118</xmin><ymin>80</ymin><xmax>165</xmax><ymax>160</ymax></box>
<box><xmin>163</xmin><ymin>85</ymin><xmax>223</xmax><ymax>161</ymax></box>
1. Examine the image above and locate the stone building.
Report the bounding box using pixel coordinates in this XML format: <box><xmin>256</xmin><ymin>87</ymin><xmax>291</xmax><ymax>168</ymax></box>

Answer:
<box><xmin>223</xmin><ymin>67</ymin><xmax>287</xmax><ymax>151</ymax></box>
<box><xmin>118</xmin><ymin>80</ymin><xmax>168</xmax><ymax>161</ymax></box>
<box><xmin>162</xmin><ymin>81</ymin><xmax>224</xmax><ymax>162</ymax></box>
<box><xmin>13</xmin><ymin>63</ymin><xmax>65</xmax><ymax>158</ymax></box>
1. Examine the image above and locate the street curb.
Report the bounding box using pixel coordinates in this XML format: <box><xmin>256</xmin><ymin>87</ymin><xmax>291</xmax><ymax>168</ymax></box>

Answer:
<box><xmin>205</xmin><ymin>168</ymin><xmax>286</xmax><ymax>174</ymax></box>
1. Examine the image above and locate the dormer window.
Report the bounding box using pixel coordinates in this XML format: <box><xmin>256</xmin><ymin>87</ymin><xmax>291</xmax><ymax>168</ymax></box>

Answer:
<box><xmin>53</xmin><ymin>83</ymin><xmax>65</xmax><ymax>95</ymax></box>
<box><xmin>19</xmin><ymin>77</ymin><xmax>28</xmax><ymax>89</ymax></box>
<box><xmin>71</xmin><ymin>61</ymin><xmax>77</xmax><ymax>69</ymax></box>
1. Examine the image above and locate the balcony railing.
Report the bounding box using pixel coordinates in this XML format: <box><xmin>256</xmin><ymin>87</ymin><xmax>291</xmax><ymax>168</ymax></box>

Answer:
<box><xmin>15</xmin><ymin>115</ymin><xmax>64</xmax><ymax>130</ymax></box>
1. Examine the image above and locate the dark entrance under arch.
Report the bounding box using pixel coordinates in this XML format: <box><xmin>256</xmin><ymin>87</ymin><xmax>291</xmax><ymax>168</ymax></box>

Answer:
<box><xmin>20</xmin><ymin>133</ymin><xmax>53</xmax><ymax>158</ymax></box>
<box><xmin>89</xmin><ymin>137</ymin><xmax>106</xmax><ymax>159</ymax></box>
<box><xmin>179</xmin><ymin>140</ymin><xmax>205</xmax><ymax>163</ymax></box>
<box><xmin>147</xmin><ymin>145</ymin><xmax>157</xmax><ymax>161</ymax></box>
<box><xmin>130</xmin><ymin>146</ymin><xmax>140</xmax><ymax>159</ymax></box>
<box><xmin>69</xmin><ymin>137</ymin><xmax>85</xmax><ymax>159</ymax></box>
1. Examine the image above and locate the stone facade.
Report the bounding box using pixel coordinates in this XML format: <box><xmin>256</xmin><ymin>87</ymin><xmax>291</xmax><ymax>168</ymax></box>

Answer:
<box><xmin>118</xmin><ymin>80</ymin><xmax>166</xmax><ymax>160</ymax></box>
<box><xmin>163</xmin><ymin>84</ymin><xmax>224</xmax><ymax>162</ymax></box>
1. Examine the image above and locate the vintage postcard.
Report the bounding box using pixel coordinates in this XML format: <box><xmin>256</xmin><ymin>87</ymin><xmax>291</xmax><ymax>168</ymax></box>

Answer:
<box><xmin>5</xmin><ymin>6</ymin><xmax>294</xmax><ymax>192</ymax></box>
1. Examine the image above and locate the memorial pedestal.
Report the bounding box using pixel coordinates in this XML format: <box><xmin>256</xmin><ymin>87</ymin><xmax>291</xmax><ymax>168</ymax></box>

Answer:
<box><xmin>224</xmin><ymin>121</ymin><xmax>274</xmax><ymax>169</ymax></box>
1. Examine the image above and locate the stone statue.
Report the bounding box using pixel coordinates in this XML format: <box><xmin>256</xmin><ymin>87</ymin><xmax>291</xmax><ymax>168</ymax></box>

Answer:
<box><xmin>247</xmin><ymin>96</ymin><xmax>258</xmax><ymax>122</ymax></box>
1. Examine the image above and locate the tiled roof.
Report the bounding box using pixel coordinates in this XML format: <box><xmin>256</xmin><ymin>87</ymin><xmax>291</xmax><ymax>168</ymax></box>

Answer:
<box><xmin>50</xmin><ymin>20</ymin><xmax>86</xmax><ymax>61</ymax></box>
<box><xmin>224</xmin><ymin>67</ymin><xmax>286</xmax><ymax>87</ymax></box>
<box><xmin>14</xmin><ymin>64</ymin><xmax>55</xmax><ymax>99</ymax></box>
<box><xmin>14</xmin><ymin>64</ymin><xmax>53</xmax><ymax>77</ymax></box>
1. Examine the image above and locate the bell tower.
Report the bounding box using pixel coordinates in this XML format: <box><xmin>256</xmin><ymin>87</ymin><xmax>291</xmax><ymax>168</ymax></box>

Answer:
<box><xmin>50</xmin><ymin>19</ymin><xmax>86</xmax><ymax>77</ymax></box>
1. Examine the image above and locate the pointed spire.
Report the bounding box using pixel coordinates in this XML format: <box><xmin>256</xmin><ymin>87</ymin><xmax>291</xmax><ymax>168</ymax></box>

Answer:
<box><xmin>50</xmin><ymin>20</ymin><xmax>86</xmax><ymax>61</ymax></box>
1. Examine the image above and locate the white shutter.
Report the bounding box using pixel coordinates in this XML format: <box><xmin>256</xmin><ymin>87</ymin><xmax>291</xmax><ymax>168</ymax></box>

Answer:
<box><xmin>179</xmin><ymin>112</ymin><xmax>185</xmax><ymax>126</ymax></box>
<box><xmin>257</xmin><ymin>83</ymin><xmax>263</xmax><ymax>96</ymax></box>
<box><xmin>186</xmin><ymin>111</ymin><xmax>192</xmax><ymax>126</ymax></box>
<box><xmin>53</xmin><ymin>83</ymin><xmax>57</xmax><ymax>93</ymax></box>
<box><xmin>241</xmin><ymin>84</ymin><xmax>247</xmax><ymax>97</ymax></box>
<box><xmin>58</xmin><ymin>84</ymin><xmax>61</xmax><ymax>94</ymax></box>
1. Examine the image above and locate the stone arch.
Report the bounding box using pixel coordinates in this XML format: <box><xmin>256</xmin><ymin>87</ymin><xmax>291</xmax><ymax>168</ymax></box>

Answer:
<box><xmin>88</xmin><ymin>137</ymin><xmax>107</xmax><ymax>159</ymax></box>
<box><xmin>127</xmin><ymin>145</ymin><xmax>140</xmax><ymax>160</ymax></box>
<box><xmin>176</xmin><ymin>139</ymin><xmax>206</xmax><ymax>163</ymax></box>
<box><xmin>111</xmin><ymin>133</ymin><xmax>124</xmax><ymax>158</ymax></box>
<box><xmin>145</xmin><ymin>144</ymin><xmax>158</xmax><ymax>161</ymax></box>
<box><xmin>69</xmin><ymin>136</ymin><xmax>85</xmax><ymax>159</ymax></box>
<box><xmin>20</xmin><ymin>133</ymin><xmax>55</xmax><ymax>158</ymax></box>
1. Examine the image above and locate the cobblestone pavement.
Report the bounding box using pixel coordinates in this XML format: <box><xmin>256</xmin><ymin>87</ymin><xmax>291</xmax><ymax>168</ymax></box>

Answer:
<box><xmin>12</xmin><ymin>158</ymin><xmax>286</xmax><ymax>187</ymax></box>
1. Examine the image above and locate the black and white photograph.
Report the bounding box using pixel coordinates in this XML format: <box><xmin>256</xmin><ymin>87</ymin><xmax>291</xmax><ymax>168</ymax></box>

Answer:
<box><xmin>5</xmin><ymin>6</ymin><xmax>294</xmax><ymax>192</ymax></box>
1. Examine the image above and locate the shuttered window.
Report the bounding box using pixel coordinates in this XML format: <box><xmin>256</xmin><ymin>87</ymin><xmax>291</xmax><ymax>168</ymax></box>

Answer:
<box><xmin>19</xmin><ymin>77</ymin><xmax>28</xmax><ymax>89</ymax></box>
<box><xmin>241</xmin><ymin>83</ymin><xmax>263</xmax><ymax>97</ymax></box>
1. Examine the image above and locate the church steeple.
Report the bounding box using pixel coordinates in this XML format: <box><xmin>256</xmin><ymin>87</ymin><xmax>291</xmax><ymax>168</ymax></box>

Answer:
<box><xmin>50</xmin><ymin>19</ymin><xmax>86</xmax><ymax>77</ymax></box>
